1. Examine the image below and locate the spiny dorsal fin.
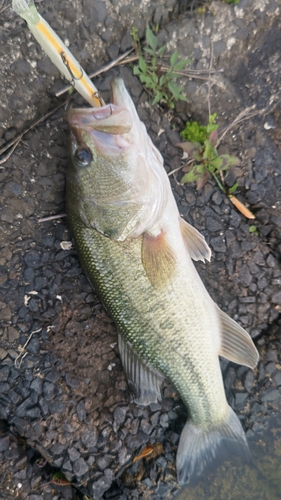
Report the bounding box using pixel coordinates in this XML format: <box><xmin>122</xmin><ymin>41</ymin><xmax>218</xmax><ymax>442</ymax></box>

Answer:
<box><xmin>218</xmin><ymin>307</ymin><xmax>259</xmax><ymax>368</ymax></box>
<box><xmin>141</xmin><ymin>230</ymin><xmax>176</xmax><ymax>289</ymax></box>
<box><xmin>118</xmin><ymin>333</ymin><xmax>164</xmax><ymax>405</ymax></box>
<box><xmin>179</xmin><ymin>218</ymin><xmax>211</xmax><ymax>262</ymax></box>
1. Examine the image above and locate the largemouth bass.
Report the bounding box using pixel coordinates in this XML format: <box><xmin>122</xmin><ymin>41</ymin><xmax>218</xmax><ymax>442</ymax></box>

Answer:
<box><xmin>66</xmin><ymin>78</ymin><xmax>259</xmax><ymax>484</ymax></box>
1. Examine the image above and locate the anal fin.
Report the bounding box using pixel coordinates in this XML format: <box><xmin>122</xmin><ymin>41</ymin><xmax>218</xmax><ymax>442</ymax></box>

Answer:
<box><xmin>118</xmin><ymin>334</ymin><xmax>164</xmax><ymax>405</ymax></box>
<box><xmin>179</xmin><ymin>217</ymin><xmax>211</xmax><ymax>262</ymax></box>
<box><xmin>218</xmin><ymin>307</ymin><xmax>259</xmax><ymax>368</ymax></box>
<box><xmin>141</xmin><ymin>230</ymin><xmax>176</xmax><ymax>288</ymax></box>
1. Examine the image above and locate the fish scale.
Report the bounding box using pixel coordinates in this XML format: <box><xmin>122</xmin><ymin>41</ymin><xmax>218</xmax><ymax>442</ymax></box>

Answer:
<box><xmin>66</xmin><ymin>213</ymin><xmax>228</xmax><ymax>424</ymax></box>
<box><xmin>66</xmin><ymin>78</ymin><xmax>259</xmax><ymax>484</ymax></box>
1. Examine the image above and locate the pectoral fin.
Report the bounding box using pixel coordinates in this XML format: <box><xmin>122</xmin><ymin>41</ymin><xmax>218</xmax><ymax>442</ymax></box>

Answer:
<box><xmin>180</xmin><ymin>218</ymin><xmax>211</xmax><ymax>262</ymax></box>
<box><xmin>141</xmin><ymin>230</ymin><xmax>176</xmax><ymax>288</ymax></box>
<box><xmin>218</xmin><ymin>307</ymin><xmax>259</xmax><ymax>368</ymax></box>
<box><xmin>118</xmin><ymin>334</ymin><xmax>164</xmax><ymax>405</ymax></box>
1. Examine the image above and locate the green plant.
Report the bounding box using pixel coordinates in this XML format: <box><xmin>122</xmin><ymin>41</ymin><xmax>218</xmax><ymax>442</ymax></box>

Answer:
<box><xmin>224</xmin><ymin>0</ymin><xmax>240</xmax><ymax>4</ymax></box>
<box><xmin>179</xmin><ymin>124</ymin><xmax>240</xmax><ymax>191</ymax></box>
<box><xmin>180</xmin><ymin>113</ymin><xmax>218</xmax><ymax>144</ymax></box>
<box><xmin>132</xmin><ymin>25</ymin><xmax>191</xmax><ymax>109</ymax></box>
<box><xmin>249</xmin><ymin>225</ymin><xmax>259</xmax><ymax>235</ymax></box>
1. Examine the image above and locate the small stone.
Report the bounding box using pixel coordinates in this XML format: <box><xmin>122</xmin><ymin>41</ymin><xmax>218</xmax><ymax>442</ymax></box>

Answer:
<box><xmin>16</xmin><ymin>398</ymin><xmax>35</xmax><ymax>417</ymax></box>
<box><xmin>273</xmin><ymin>372</ymin><xmax>281</xmax><ymax>386</ymax></box>
<box><xmin>265</xmin><ymin>362</ymin><xmax>276</xmax><ymax>375</ymax></box>
<box><xmin>260</xmin><ymin>388</ymin><xmax>281</xmax><ymax>402</ymax></box>
<box><xmin>92</xmin><ymin>473</ymin><xmax>112</xmax><ymax>497</ymax></box>
<box><xmin>0</xmin><ymin>348</ymin><xmax>8</xmax><ymax>360</ymax></box>
<box><xmin>210</xmin><ymin>236</ymin><xmax>226</xmax><ymax>253</ymax></box>
<box><xmin>43</xmin><ymin>382</ymin><xmax>55</xmax><ymax>401</ymax></box>
<box><xmin>26</xmin><ymin>407</ymin><xmax>41</xmax><ymax>419</ymax></box>
<box><xmin>0</xmin><ymin>366</ymin><xmax>10</xmax><ymax>382</ymax></box>
<box><xmin>77</xmin><ymin>400</ymin><xmax>86</xmax><ymax>422</ymax></box>
<box><xmin>244</xmin><ymin>371</ymin><xmax>255</xmax><ymax>392</ymax></box>
<box><xmin>30</xmin><ymin>378</ymin><xmax>43</xmax><ymax>395</ymax></box>
<box><xmin>52</xmin><ymin>443</ymin><xmax>65</xmax><ymax>456</ymax></box>
<box><xmin>73</xmin><ymin>457</ymin><xmax>88</xmax><ymax>477</ymax></box>
<box><xmin>81</xmin><ymin>428</ymin><xmax>98</xmax><ymax>448</ymax></box>
<box><xmin>272</xmin><ymin>291</ymin><xmax>281</xmax><ymax>304</ymax></box>
<box><xmin>68</xmin><ymin>447</ymin><xmax>80</xmax><ymax>462</ymax></box>
<box><xmin>45</xmin><ymin>370</ymin><xmax>60</xmax><ymax>384</ymax></box>
<box><xmin>97</xmin><ymin>456</ymin><xmax>111</xmax><ymax>471</ymax></box>
<box><xmin>0</xmin><ymin>436</ymin><xmax>9</xmax><ymax>452</ymax></box>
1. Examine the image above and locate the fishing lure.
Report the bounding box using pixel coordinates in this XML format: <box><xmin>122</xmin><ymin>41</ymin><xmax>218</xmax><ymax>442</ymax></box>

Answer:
<box><xmin>12</xmin><ymin>0</ymin><xmax>103</xmax><ymax>108</ymax></box>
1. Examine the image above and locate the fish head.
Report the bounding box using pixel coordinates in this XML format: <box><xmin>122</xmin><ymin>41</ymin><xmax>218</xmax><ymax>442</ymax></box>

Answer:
<box><xmin>66</xmin><ymin>78</ymin><xmax>170</xmax><ymax>240</ymax></box>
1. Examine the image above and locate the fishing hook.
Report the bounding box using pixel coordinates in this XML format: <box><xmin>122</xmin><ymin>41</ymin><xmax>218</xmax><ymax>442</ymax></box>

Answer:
<box><xmin>60</xmin><ymin>51</ymin><xmax>83</xmax><ymax>86</ymax></box>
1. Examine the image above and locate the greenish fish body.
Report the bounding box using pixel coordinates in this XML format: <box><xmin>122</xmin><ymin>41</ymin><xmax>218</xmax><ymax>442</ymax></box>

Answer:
<box><xmin>66</xmin><ymin>79</ymin><xmax>259</xmax><ymax>484</ymax></box>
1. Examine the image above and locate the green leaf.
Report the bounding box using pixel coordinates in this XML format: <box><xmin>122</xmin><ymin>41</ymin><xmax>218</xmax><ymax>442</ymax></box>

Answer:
<box><xmin>203</xmin><ymin>139</ymin><xmax>216</xmax><ymax>160</ymax></box>
<box><xmin>249</xmin><ymin>225</ymin><xmax>258</xmax><ymax>233</ymax></box>
<box><xmin>143</xmin><ymin>76</ymin><xmax>155</xmax><ymax>88</ymax></box>
<box><xmin>157</xmin><ymin>45</ymin><xmax>167</xmax><ymax>56</ymax></box>
<box><xmin>170</xmin><ymin>50</ymin><xmax>179</xmax><ymax>66</ymax></box>
<box><xmin>133</xmin><ymin>66</ymin><xmax>141</xmax><ymax>75</ymax></box>
<box><xmin>143</xmin><ymin>47</ymin><xmax>155</xmax><ymax>56</ymax></box>
<box><xmin>180</xmin><ymin>166</ymin><xmax>202</xmax><ymax>184</ymax></box>
<box><xmin>209</xmin><ymin>156</ymin><xmax>223</xmax><ymax>169</ymax></box>
<box><xmin>151</xmin><ymin>72</ymin><xmax>158</xmax><ymax>84</ymax></box>
<box><xmin>178</xmin><ymin>94</ymin><xmax>188</xmax><ymax>102</ymax></box>
<box><xmin>146</xmin><ymin>25</ymin><xmax>158</xmax><ymax>51</ymax></box>
<box><xmin>152</xmin><ymin>92</ymin><xmax>163</xmax><ymax>105</ymax></box>
<box><xmin>159</xmin><ymin>74</ymin><xmax>167</xmax><ymax>86</ymax></box>
<box><xmin>168</xmin><ymin>81</ymin><xmax>181</xmax><ymax>99</ymax></box>
<box><xmin>173</xmin><ymin>59</ymin><xmax>191</xmax><ymax>71</ymax></box>
<box><xmin>228</xmin><ymin>182</ymin><xmax>238</xmax><ymax>194</ymax></box>
<box><xmin>217</xmin><ymin>154</ymin><xmax>241</xmax><ymax>170</ymax></box>
<box><xmin>139</xmin><ymin>56</ymin><xmax>147</xmax><ymax>73</ymax></box>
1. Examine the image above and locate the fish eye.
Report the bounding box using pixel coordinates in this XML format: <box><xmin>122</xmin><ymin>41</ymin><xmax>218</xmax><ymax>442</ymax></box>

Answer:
<box><xmin>74</xmin><ymin>148</ymin><xmax>92</xmax><ymax>167</ymax></box>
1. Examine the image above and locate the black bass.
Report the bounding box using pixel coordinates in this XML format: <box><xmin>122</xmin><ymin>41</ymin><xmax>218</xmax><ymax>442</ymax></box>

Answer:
<box><xmin>66</xmin><ymin>78</ymin><xmax>259</xmax><ymax>484</ymax></box>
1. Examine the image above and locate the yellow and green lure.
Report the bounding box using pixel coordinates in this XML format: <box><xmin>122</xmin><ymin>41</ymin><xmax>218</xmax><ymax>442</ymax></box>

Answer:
<box><xmin>12</xmin><ymin>0</ymin><xmax>103</xmax><ymax>108</ymax></box>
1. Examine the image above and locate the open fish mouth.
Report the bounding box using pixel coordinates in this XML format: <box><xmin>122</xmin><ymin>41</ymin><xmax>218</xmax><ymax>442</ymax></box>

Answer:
<box><xmin>67</xmin><ymin>104</ymin><xmax>132</xmax><ymax>135</ymax></box>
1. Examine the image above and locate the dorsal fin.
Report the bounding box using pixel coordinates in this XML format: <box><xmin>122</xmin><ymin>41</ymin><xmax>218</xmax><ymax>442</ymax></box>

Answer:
<box><xmin>179</xmin><ymin>218</ymin><xmax>211</xmax><ymax>262</ymax></box>
<box><xmin>218</xmin><ymin>307</ymin><xmax>259</xmax><ymax>368</ymax></box>
<box><xmin>141</xmin><ymin>230</ymin><xmax>176</xmax><ymax>289</ymax></box>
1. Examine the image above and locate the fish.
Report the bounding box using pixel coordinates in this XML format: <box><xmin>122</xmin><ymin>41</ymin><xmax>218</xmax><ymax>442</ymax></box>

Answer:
<box><xmin>65</xmin><ymin>78</ymin><xmax>259</xmax><ymax>485</ymax></box>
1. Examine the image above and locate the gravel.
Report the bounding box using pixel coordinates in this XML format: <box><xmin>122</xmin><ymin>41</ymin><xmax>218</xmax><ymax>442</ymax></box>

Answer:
<box><xmin>1</xmin><ymin>0</ymin><xmax>281</xmax><ymax>498</ymax></box>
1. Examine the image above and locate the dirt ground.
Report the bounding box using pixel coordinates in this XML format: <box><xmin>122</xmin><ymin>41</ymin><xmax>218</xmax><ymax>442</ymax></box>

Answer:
<box><xmin>0</xmin><ymin>0</ymin><xmax>281</xmax><ymax>499</ymax></box>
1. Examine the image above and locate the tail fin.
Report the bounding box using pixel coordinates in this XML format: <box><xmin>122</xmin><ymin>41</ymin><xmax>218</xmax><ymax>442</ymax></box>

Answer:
<box><xmin>176</xmin><ymin>406</ymin><xmax>251</xmax><ymax>485</ymax></box>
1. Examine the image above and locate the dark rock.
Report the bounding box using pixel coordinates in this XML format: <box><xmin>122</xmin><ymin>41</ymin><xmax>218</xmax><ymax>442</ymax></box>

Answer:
<box><xmin>0</xmin><ymin>366</ymin><xmax>10</xmax><ymax>382</ymax></box>
<box><xmin>68</xmin><ymin>447</ymin><xmax>80</xmax><ymax>462</ymax></box>
<box><xmin>45</xmin><ymin>370</ymin><xmax>60</xmax><ymax>384</ymax></box>
<box><xmin>26</xmin><ymin>407</ymin><xmax>41</xmax><ymax>419</ymax></box>
<box><xmin>73</xmin><ymin>457</ymin><xmax>89</xmax><ymax>477</ymax></box>
<box><xmin>81</xmin><ymin>428</ymin><xmax>99</xmax><ymax>449</ymax></box>
<box><xmin>38</xmin><ymin>397</ymin><xmax>49</xmax><ymax>417</ymax></box>
<box><xmin>92</xmin><ymin>470</ymin><xmax>113</xmax><ymax>497</ymax></box>
<box><xmin>48</xmin><ymin>400</ymin><xmax>66</xmax><ymax>414</ymax></box>
<box><xmin>126</xmin><ymin>431</ymin><xmax>148</xmax><ymax>450</ymax></box>
<box><xmin>23</xmin><ymin>250</ymin><xmax>44</xmax><ymax>268</ymax></box>
<box><xmin>30</xmin><ymin>378</ymin><xmax>43</xmax><ymax>395</ymax></box>
<box><xmin>260</xmin><ymin>388</ymin><xmax>281</xmax><ymax>402</ymax></box>
<box><xmin>244</xmin><ymin>371</ymin><xmax>255</xmax><ymax>392</ymax></box>
<box><xmin>42</xmin><ymin>382</ymin><xmax>55</xmax><ymax>401</ymax></box>
<box><xmin>210</xmin><ymin>236</ymin><xmax>226</xmax><ymax>252</ymax></box>
<box><xmin>16</xmin><ymin>398</ymin><xmax>35</xmax><ymax>417</ymax></box>
<box><xmin>77</xmin><ymin>400</ymin><xmax>86</xmax><ymax>422</ymax></box>
<box><xmin>0</xmin><ymin>436</ymin><xmax>9</xmax><ymax>452</ymax></box>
